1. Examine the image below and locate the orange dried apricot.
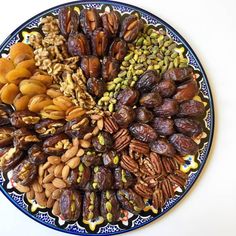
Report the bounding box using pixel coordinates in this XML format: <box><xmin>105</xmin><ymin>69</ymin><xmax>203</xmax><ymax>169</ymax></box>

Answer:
<box><xmin>16</xmin><ymin>59</ymin><xmax>36</xmax><ymax>74</ymax></box>
<box><xmin>19</xmin><ymin>79</ymin><xmax>47</xmax><ymax>95</ymax></box>
<box><xmin>28</xmin><ymin>94</ymin><xmax>53</xmax><ymax>112</ymax></box>
<box><xmin>0</xmin><ymin>83</ymin><xmax>19</xmax><ymax>104</ymax></box>
<box><xmin>31</xmin><ymin>74</ymin><xmax>53</xmax><ymax>87</ymax></box>
<box><xmin>13</xmin><ymin>93</ymin><xmax>31</xmax><ymax>111</ymax></box>
<box><xmin>0</xmin><ymin>58</ymin><xmax>15</xmax><ymax>84</ymax></box>
<box><xmin>9</xmin><ymin>42</ymin><xmax>34</xmax><ymax>65</ymax></box>
<box><xmin>6</xmin><ymin>67</ymin><xmax>31</xmax><ymax>84</ymax></box>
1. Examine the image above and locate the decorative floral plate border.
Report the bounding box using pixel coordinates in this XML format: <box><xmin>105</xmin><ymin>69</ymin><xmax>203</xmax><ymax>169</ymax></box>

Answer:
<box><xmin>0</xmin><ymin>1</ymin><xmax>214</xmax><ymax>235</ymax></box>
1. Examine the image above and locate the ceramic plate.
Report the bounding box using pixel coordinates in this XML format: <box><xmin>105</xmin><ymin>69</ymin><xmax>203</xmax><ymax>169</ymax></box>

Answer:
<box><xmin>0</xmin><ymin>1</ymin><xmax>214</xmax><ymax>235</ymax></box>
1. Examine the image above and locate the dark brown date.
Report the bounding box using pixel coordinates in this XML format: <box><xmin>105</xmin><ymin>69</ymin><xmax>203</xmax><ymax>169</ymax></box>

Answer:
<box><xmin>0</xmin><ymin>146</ymin><xmax>23</xmax><ymax>172</ymax></box>
<box><xmin>0</xmin><ymin>103</ymin><xmax>13</xmax><ymax>126</ymax></box>
<box><xmin>135</xmin><ymin>107</ymin><xmax>154</xmax><ymax>123</ymax></box>
<box><xmin>169</xmin><ymin>133</ymin><xmax>198</xmax><ymax>156</ymax></box>
<box><xmin>114</xmin><ymin>167</ymin><xmax>136</xmax><ymax>189</ymax></box>
<box><xmin>178</xmin><ymin>100</ymin><xmax>205</xmax><ymax>117</ymax></box>
<box><xmin>120</xmin><ymin>15</ymin><xmax>144</xmax><ymax>42</ymax></box>
<box><xmin>43</xmin><ymin>134</ymin><xmax>71</xmax><ymax>156</ymax></box>
<box><xmin>174</xmin><ymin>118</ymin><xmax>203</xmax><ymax>137</ymax></box>
<box><xmin>129</xmin><ymin>123</ymin><xmax>157</xmax><ymax>143</ymax></box>
<box><xmin>68</xmin><ymin>33</ymin><xmax>91</xmax><ymax>56</ymax></box>
<box><xmin>10</xmin><ymin>111</ymin><xmax>40</xmax><ymax>128</ymax></box>
<box><xmin>35</xmin><ymin>119</ymin><xmax>65</xmax><ymax>138</ymax></box>
<box><xmin>83</xmin><ymin>192</ymin><xmax>100</xmax><ymax>221</ymax></box>
<box><xmin>109</xmin><ymin>38</ymin><xmax>127</xmax><ymax>61</ymax></box>
<box><xmin>81</xmin><ymin>55</ymin><xmax>101</xmax><ymax>79</ymax></box>
<box><xmin>117</xmin><ymin>188</ymin><xmax>145</xmax><ymax>214</ymax></box>
<box><xmin>102</xmin><ymin>56</ymin><xmax>120</xmax><ymax>82</ymax></box>
<box><xmin>162</xmin><ymin>67</ymin><xmax>193</xmax><ymax>82</ymax></box>
<box><xmin>102</xmin><ymin>150</ymin><xmax>120</xmax><ymax>168</ymax></box>
<box><xmin>28</xmin><ymin>144</ymin><xmax>47</xmax><ymax>165</ymax></box>
<box><xmin>113</xmin><ymin>105</ymin><xmax>135</xmax><ymax>128</ymax></box>
<box><xmin>80</xmin><ymin>9</ymin><xmax>101</xmax><ymax>36</ymax></box>
<box><xmin>136</xmin><ymin>70</ymin><xmax>160</xmax><ymax>92</ymax></box>
<box><xmin>87</xmin><ymin>77</ymin><xmax>105</xmax><ymax>98</ymax></box>
<box><xmin>101</xmin><ymin>190</ymin><xmax>120</xmax><ymax>222</ymax></box>
<box><xmin>0</xmin><ymin>127</ymin><xmax>15</xmax><ymax>147</ymax></box>
<box><xmin>60</xmin><ymin>189</ymin><xmax>82</xmax><ymax>221</ymax></box>
<box><xmin>102</xmin><ymin>11</ymin><xmax>120</xmax><ymax>37</ymax></box>
<box><xmin>173</xmin><ymin>79</ymin><xmax>198</xmax><ymax>102</ymax></box>
<box><xmin>151</xmin><ymin>117</ymin><xmax>175</xmax><ymax>136</ymax></box>
<box><xmin>91</xmin><ymin>28</ymin><xmax>109</xmax><ymax>57</ymax></box>
<box><xmin>13</xmin><ymin>160</ymin><xmax>37</xmax><ymax>186</ymax></box>
<box><xmin>152</xmin><ymin>79</ymin><xmax>176</xmax><ymax>98</ymax></box>
<box><xmin>81</xmin><ymin>150</ymin><xmax>103</xmax><ymax>167</ymax></box>
<box><xmin>153</xmin><ymin>98</ymin><xmax>179</xmax><ymax>117</ymax></box>
<box><xmin>14</xmin><ymin>128</ymin><xmax>40</xmax><ymax>150</ymax></box>
<box><xmin>150</xmin><ymin>139</ymin><xmax>176</xmax><ymax>157</ymax></box>
<box><xmin>139</xmin><ymin>92</ymin><xmax>162</xmax><ymax>108</ymax></box>
<box><xmin>117</xmin><ymin>88</ymin><xmax>139</xmax><ymax>107</ymax></box>
<box><xmin>92</xmin><ymin>131</ymin><xmax>113</xmax><ymax>153</ymax></box>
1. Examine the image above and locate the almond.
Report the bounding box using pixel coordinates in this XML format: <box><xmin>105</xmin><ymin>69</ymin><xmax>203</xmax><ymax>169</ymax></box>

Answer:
<box><xmin>52</xmin><ymin>178</ymin><xmax>67</xmax><ymax>189</ymax></box>
<box><xmin>54</xmin><ymin>163</ymin><xmax>64</xmax><ymax>177</ymax></box>
<box><xmin>97</xmin><ymin>118</ymin><xmax>104</xmax><ymax>130</ymax></box>
<box><xmin>67</xmin><ymin>157</ymin><xmax>80</xmax><ymax>169</ymax></box>
<box><xmin>80</xmin><ymin>139</ymin><xmax>91</xmax><ymax>148</ymax></box>
<box><xmin>15</xmin><ymin>183</ymin><xmax>30</xmax><ymax>193</ymax></box>
<box><xmin>47</xmin><ymin>196</ymin><xmax>55</xmax><ymax>208</ymax></box>
<box><xmin>52</xmin><ymin>200</ymin><xmax>61</xmax><ymax>216</ymax></box>
<box><xmin>43</xmin><ymin>173</ymin><xmax>54</xmax><ymax>184</ymax></box>
<box><xmin>52</xmin><ymin>189</ymin><xmax>62</xmax><ymax>200</ymax></box>
<box><xmin>32</xmin><ymin>181</ymin><xmax>43</xmax><ymax>193</ymax></box>
<box><xmin>35</xmin><ymin>192</ymin><xmax>47</xmax><ymax>207</ymax></box>
<box><xmin>62</xmin><ymin>165</ymin><xmax>70</xmax><ymax>180</ymax></box>
<box><xmin>48</xmin><ymin>156</ymin><xmax>61</xmax><ymax>165</ymax></box>
<box><xmin>26</xmin><ymin>189</ymin><xmax>35</xmax><ymax>201</ymax></box>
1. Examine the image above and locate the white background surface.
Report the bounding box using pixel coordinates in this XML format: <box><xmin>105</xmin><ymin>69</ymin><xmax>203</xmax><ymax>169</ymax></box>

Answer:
<box><xmin>0</xmin><ymin>0</ymin><xmax>235</xmax><ymax>235</ymax></box>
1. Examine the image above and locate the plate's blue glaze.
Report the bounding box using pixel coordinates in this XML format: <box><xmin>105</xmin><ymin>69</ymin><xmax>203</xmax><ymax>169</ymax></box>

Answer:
<box><xmin>0</xmin><ymin>1</ymin><xmax>214</xmax><ymax>235</ymax></box>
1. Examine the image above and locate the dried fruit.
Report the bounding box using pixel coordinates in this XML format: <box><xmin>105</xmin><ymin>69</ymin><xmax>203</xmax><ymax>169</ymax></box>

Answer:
<box><xmin>113</xmin><ymin>105</ymin><xmax>135</xmax><ymax>128</ymax></box>
<box><xmin>150</xmin><ymin>139</ymin><xmax>176</xmax><ymax>157</ymax></box>
<box><xmin>92</xmin><ymin>131</ymin><xmax>113</xmax><ymax>153</ymax></box>
<box><xmin>102</xmin><ymin>150</ymin><xmax>120</xmax><ymax>168</ymax></box>
<box><xmin>28</xmin><ymin>144</ymin><xmax>47</xmax><ymax>165</ymax></box>
<box><xmin>153</xmin><ymin>98</ymin><xmax>179</xmax><ymax>117</ymax></box>
<box><xmin>102</xmin><ymin>11</ymin><xmax>120</xmax><ymax>37</ymax></box>
<box><xmin>114</xmin><ymin>167</ymin><xmax>136</xmax><ymax>189</ymax></box>
<box><xmin>102</xmin><ymin>56</ymin><xmax>120</xmax><ymax>82</ymax></box>
<box><xmin>135</xmin><ymin>107</ymin><xmax>153</xmax><ymax>123</ymax></box>
<box><xmin>10</xmin><ymin>111</ymin><xmax>40</xmax><ymax>128</ymax></box>
<box><xmin>87</xmin><ymin>77</ymin><xmax>105</xmax><ymax>97</ymax></box>
<box><xmin>162</xmin><ymin>66</ymin><xmax>193</xmax><ymax>82</ymax></box>
<box><xmin>151</xmin><ymin>117</ymin><xmax>175</xmax><ymax>136</ymax></box>
<box><xmin>109</xmin><ymin>38</ymin><xmax>127</xmax><ymax>61</ymax></box>
<box><xmin>83</xmin><ymin>191</ymin><xmax>100</xmax><ymax>220</ymax></box>
<box><xmin>117</xmin><ymin>88</ymin><xmax>139</xmax><ymax>106</ymax></box>
<box><xmin>0</xmin><ymin>83</ymin><xmax>19</xmax><ymax>104</ymax></box>
<box><xmin>19</xmin><ymin>79</ymin><xmax>47</xmax><ymax>95</ymax></box>
<box><xmin>0</xmin><ymin>58</ymin><xmax>14</xmax><ymax>84</ymax></box>
<box><xmin>6</xmin><ymin>67</ymin><xmax>31</xmax><ymax>84</ymax></box>
<box><xmin>13</xmin><ymin>94</ymin><xmax>31</xmax><ymax>111</ymax></box>
<box><xmin>139</xmin><ymin>92</ymin><xmax>162</xmax><ymax>108</ymax></box>
<box><xmin>152</xmin><ymin>79</ymin><xmax>176</xmax><ymax>98</ymax></box>
<box><xmin>81</xmin><ymin>55</ymin><xmax>101</xmax><ymax>79</ymax></box>
<box><xmin>0</xmin><ymin>127</ymin><xmax>15</xmax><ymax>147</ymax></box>
<box><xmin>178</xmin><ymin>100</ymin><xmax>205</xmax><ymax>117</ymax></box>
<box><xmin>81</xmin><ymin>151</ymin><xmax>102</xmax><ymax>167</ymax></box>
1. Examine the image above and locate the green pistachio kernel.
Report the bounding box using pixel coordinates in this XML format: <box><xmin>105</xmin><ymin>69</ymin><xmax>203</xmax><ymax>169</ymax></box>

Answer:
<box><xmin>88</xmin><ymin>212</ymin><xmax>94</xmax><ymax>220</ymax></box>
<box><xmin>105</xmin><ymin>201</ymin><xmax>112</xmax><ymax>212</ymax></box>
<box><xmin>98</xmin><ymin>133</ymin><xmax>105</xmax><ymax>145</ymax></box>
<box><xmin>88</xmin><ymin>205</ymin><xmax>94</xmax><ymax>211</ymax></box>
<box><xmin>76</xmin><ymin>176</ymin><xmax>81</xmax><ymax>183</ymax></box>
<box><xmin>113</xmin><ymin>77</ymin><xmax>123</xmax><ymax>84</ymax></box>
<box><xmin>115</xmin><ymin>83</ymin><xmax>121</xmax><ymax>91</ymax></box>
<box><xmin>113</xmin><ymin>155</ymin><xmax>119</xmax><ymax>165</ymax></box>
<box><xmin>70</xmin><ymin>201</ymin><xmax>76</xmax><ymax>212</ymax></box>
<box><xmin>130</xmin><ymin>81</ymin><xmax>136</xmax><ymax>87</ymax></box>
<box><xmin>90</xmin><ymin>192</ymin><xmax>95</xmax><ymax>202</ymax></box>
<box><xmin>106</xmin><ymin>213</ymin><xmax>113</xmax><ymax>222</ymax></box>
<box><xmin>106</xmin><ymin>191</ymin><xmax>111</xmax><ymax>200</ymax></box>
<box><xmin>124</xmin><ymin>52</ymin><xmax>134</xmax><ymax>61</ymax></box>
<box><xmin>108</xmin><ymin>103</ymin><xmax>114</xmax><ymax>113</ymax></box>
<box><xmin>118</xmin><ymin>71</ymin><xmax>127</xmax><ymax>77</ymax></box>
<box><xmin>107</xmin><ymin>83</ymin><xmax>116</xmax><ymax>91</ymax></box>
<box><xmin>94</xmin><ymin>166</ymin><xmax>99</xmax><ymax>173</ymax></box>
<box><xmin>79</xmin><ymin>163</ymin><xmax>84</xmax><ymax>172</ymax></box>
<box><xmin>121</xmin><ymin>169</ymin><xmax>127</xmax><ymax>183</ymax></box>
<box><xmin>134</xmin><ymin>206</ymin><xmax>141</xmax><ymax>212</ymax></box>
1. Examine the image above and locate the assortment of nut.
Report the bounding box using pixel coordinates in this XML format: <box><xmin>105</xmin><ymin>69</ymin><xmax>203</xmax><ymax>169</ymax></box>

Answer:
<box><xmin>0</xmin><ymin>6</ymin><xmax>205</xmax><ymax>224</ymax></box>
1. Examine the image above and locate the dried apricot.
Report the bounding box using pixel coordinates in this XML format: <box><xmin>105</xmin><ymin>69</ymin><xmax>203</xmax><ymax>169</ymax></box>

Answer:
<box><xmin>19</xmin><ymin>79</ymin><xmax>47</xmax><ymax>95</ymax></box>
<box><xmin>6</xmin><ymin>67</ymin><xmax>31</xmax><ymax>84</ymax></box>
<box><xmin>13</xmin><ymin>93</ymin><xmax>31</xmax><ymax>111</ymax></box>
<box><xmin>16</xmin><ymin>59</ymin><xmax>36</xmax><ymax>74</ymax></box>
<box><xmin>0</xmin><ymin>58</ymin><xmax>15</xmax><ymax>84</ymax></box>
<box><xmin>28</xmin><ymin>94</ymin><xmax>53</xmax><ymax>112</ymax></box>
<box><xmin>31</xmin><ymin>74</ymin><xmax>53</xmax><ymax>87</ymax></box>
<box><xmin>0</xmin><ymin>83</ymin><xmax>19</xmax><ymax>104</ymax></box>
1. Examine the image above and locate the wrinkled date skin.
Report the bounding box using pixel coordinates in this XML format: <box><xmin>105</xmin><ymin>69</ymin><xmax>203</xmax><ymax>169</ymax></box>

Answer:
<box><xmin>109</xmin><ymin>38</ymin><xmax>127</xmax><ymax>61</ymax></box>
<box><xmin>102</xmin><ymin>11</ymin><xmax>120</xmax><ymax>37</ymax></box>
<box><xmin>152</xmin><ymin>79</ymin><xmax>176</xmax><ymax>98</ymax></box>
<box><xmin>28</xmin><ymin>144</ymin><xmax>47</xmax><ymax>165</ymax></box>
<box><xmin>60</xmin><ymin>189</ymin><xmax>82</xmax><ymax>221</ymax></box>
<box><xmin>120</xmin><ymin>15</ymin><xmax>144</xmax><ymax>42</ymax></box>
<box><xmin>92</xmin><ymin>166</ymin><xmax>114</xmax><ymax>191</ymax></box>
<box><xmin>68</xmin><ymin>33</ymin><xmax>91</xmax><ymax>56</ymax></box>
<box><xmin>178</xmin><ymin>100</ymin><xmax>205</xmax><ymax>117</ymax></box>
<box><xmin>14</xmin><ymin>128</ymin><xmax>40</xmax><ymax>150</ymax></box>
<box><xmin>10</xmin><ymin>111</ymin><xmax>40</xmax><ymax>128</ymax></box>
<box><xmin>0</xmin><ymin>103</ymin><xmax>13</xmax><ymax>126</ymax></box>
<box><xmin>114</xmin><ymin>167</ymin><xmax>136</xmax><ymax>189</ymax></box>
<box><xmin>13</xmin><ymin>160</ymin><xmax>37</xmax><ymax>186</ymax></box>
<box><xmin>117</xmin><ymin>188</ymin><xmax>145</xmax><ymax>214</ymax></box>
<box><xmin>135</xmin><ymin>107</ymin><xmax>154</xmax><ymax>124</ymax></box>
<box><xmin>81</xmin><ymin>151</ymin><xmax>103</xmax><ymax>167</ymax></box>
<box><xmin>87</xmin><ymin>77</ymin><xmax>105</xmax><ymax>98</ymax></box>
<box><xmin>139</xmin><ymin>92</ymin><xmax>162</xmax><ymax>108</ymax></box>
<box><xmin>91</xmin><ymin>28</ymin><xmax>109</xmax><ymax>57</ymax></box>
<box><xmin>151</xmin><ymin>117</ymin><xmax>175</xmax><ymax>136</ymax></box>
<box><xmin>102</xmin><ymin>56</ymin><xmax>120</xmax><ymax>82</ymax></box>
<box><xmin>92</xmin><ymin>131</ymin><xmax>113</xmax><ymax>153</ymax></box>
<box><xmin>80</xmin><ymin>9</ymin><xmax>101</xmax><ymax>36</ymax></box>
<box><xmin>153</xmin><ymin>98</ymin><xmax>179</xmax><ymax>117</ymax></box>
<box><xmin>67</xmin><ymin>163</ymin><xmax>91</xmax><ymax>189</ymax></box>
<box><xmin>81</xmin><ymin>55</ymin><xmax>101</xmax><ymax>79</ymax></box>
<box><xmin>169</xmin><ymin>133</ymin><xmax>198</xmax><ymax>156</ymax></box>
<box><xmin>117</xmin><ymin>88</ymin><xmax>139</xmax><ymax>107</ymax></box>
<box><xmin>35</xmin><ymin>119</ymin><xmax>65</xmax><ymax>138</ymax></box>
<box><xmin>113</xmin><ymin>105</ymin><xmax>135</xmax><ymax>128</ymax></box>
<box><xmin>173</xmin><ymin>79</ymin><xmax>198</xmax><ymax>102</ymax></box>
<box><xmin>0</xmin><ymin>127</ymin><xmax>15</xmax><ymax>147</ymax></box>
<box><xmin>43</xmin><ymin>133</ymin><xmax>71</xmax><ymax>156</ymax></box>
<box><xmin>150</xmin><ymin>139</ymin><xmax>176</xmax><ymax>157</ymax></box>
<box><xmin>102</xmin><ymin>150</ymin><xmax>120</xmax><ymax>168</ymax></box>
<box><xmin>162</xmin><ymin>66</ymin><xmax>193</xmax><ymax>82</ymax></box>
<box><xmin>101</xmin><ymin>190</ymin><xmax>120</xmax><ymax>222</ymax></box>
<box><xmin>129</xmin><ymin>123</ymin><xmax>157</xmax><ymax>143</ymax></box>
<box><xmin>136</xmin><ymin>70</ymin><xmax>161</xmax><ymax>92</ymax></box>
<box><xmin>58</xmin><ymin>7</ymin><xmax>79</xmax><ymax>37</ymax></box>
<box><xmin>174</xmin><ymin>118</ymin><xmax>203</xmax><ymax>137</ymax></box>
<box><xmin>83</xmin><ymin>192</ymin><xmax>100</xmax><ymax>221</ymax></box>
<box><xmin>0</xmin><ymin>146</ymin><xmax>23</xmax><ymax>172</ymax></box>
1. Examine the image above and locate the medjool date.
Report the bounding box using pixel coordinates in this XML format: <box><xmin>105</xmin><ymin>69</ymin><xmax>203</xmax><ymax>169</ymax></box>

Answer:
<box><xmin>102</xmin><ymin>56</ymin><xmax>120</xmax><ymax>82</ymax></box>
<box><xmin>83</xmin><ymin>192</ymin><xmax>100</xmax><ymax>221</ymax></box>
<box><xmin>113</xmin><ymin>105</ymin><xmax>135</xmax><ymax>128</ymax></box>
<box><xmin>92</xmin><ymin>131</ymin><xmax>113</xmax><ymax>153</ymax></box>
<box><xmin>114</xmin><ymin>167</ymin><xmax>136</xmax><ymax>189</ymax></box>
<box><xmin>81</xmin><ymin>150</ymin><xmax>103</xmax><ymax>167</ymax></box>
<box><xmin>150</xmin><ymin>139</ymin><xmax>176</xmax><ymax>157</ymax></box>
<box><xmin>60</xmin><ymin>189</ymin><xmax>82</xmax><ymax>221</ymax></box>
<box><xmin>117</xmin><ymin>88</ymin><xmax>139</xmax><ymax>106</ymax></box>
<box><xmin>169</xmin><ymin>133</ymin><xmax>198</xmax><ymax>156</ymax></box>
<box><xmin>81</xmin><ymin>56</ymin><xmax>101</xmax><ymax>79</ymax></box>
<box><xmin>129</xmin><ymin>123</ymin><xmax>157</xmax><ymax>143</ymax></box>
<box><xmin>0</xmin><ymin>127</ymin><xmax>15</xmax><ymax>147</ymax></box>
<box><xmin>102</xmin><ymin>150</ymin><xmax>120</xmax><ymax>168</ymax></box>
<box><xmin>10</xmin><ymin>111</ymin><xmax>40</xmax><ymax>128</ymax></box>
<box><xmin>135</xmin><ymin>107</ymin><xmax>153</xmax><ymax>123</ymax></box>
<box><xmin>152</xmin><ymin>79</ymin><xmax>176</xmax><ymax>98</ymax></box>
<box><xmin>139</xmin><ymin>92</ymin><xmax>162</xmax><ymax>108</ymax></box>
<box><xmin>153</xmin><ymin>98</ymin><xmax>179</xmax><ymax>117</ymax></box>
<box><xmin>87</xmin><ymin>77</ymin><xmax>105</xmax><ymax>98</ymax></box>
<box><xmin>151</xmin><ymin>117</ymin><xmax>175</xmax><ymax>136</ymax></box>
<box><xmin>0</xmin><ymin>103</ymin><xmax>13</xmax><ymax>126</ymax></box>
<box><xmin>178</xmin><ymin>100</ymin><xmax>205</xmax><ymax>117</ymax></box>
<box><xmin>28</xmin><ymin>144</ymin><xmax>47</xmax><ymax>165</ymax></box>
<box><xmin>102</xmin><ymin>11</ymin><xmax>120</xmax><ymax>37</ymax></box>
<box><xmin>162</xmin><ymin>67</ymin><xmax>193</xmax><ymax>82</ymax></box>
<box><xmin>109</xmin><ymin>38</ymin><xmax>127</xmax><ymax>61</ymax></box>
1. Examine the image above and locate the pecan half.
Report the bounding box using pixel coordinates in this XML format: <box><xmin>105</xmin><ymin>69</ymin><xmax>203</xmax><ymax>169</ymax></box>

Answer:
<box><xmin>129</xmin><ymin>139</ymin><xmax>150</xmax><ymax>156</ymax></box>
<box><xmin>162</xmin><ymin>157</ymin><xmax>177</xmax><ymax>174</ymax></box>
<box><xmin>120</xmin><ymin>155</ymin><xmax>139</xmax><ymax>174</ymax></box>
<box><xmin>103</xmin><ymin>116</ymin><xmax>119</xmax><ymax>134</ymax></box>
<box><xmin>152</xmin><ymin>188</ymin><xmax>165</xmax><ymax>209</ymax></box>
<box><xmin>148</xmin><ymin>152</ymin><xmax>164</xmax><ymax>175</ymax></box>
<box><xmin>161</xmin><ymin>178</ymin><xmax>174</xmax><ymax>199</ymax></box>
<box><xmin>113</xmin><ymin>128</ymin><xmax>131</xmax><ymax>152</ymax></box>
<box><xmin>134</xmin><ymin>182</ymin><xmax>153</xmax><ymax>199</ymax></box>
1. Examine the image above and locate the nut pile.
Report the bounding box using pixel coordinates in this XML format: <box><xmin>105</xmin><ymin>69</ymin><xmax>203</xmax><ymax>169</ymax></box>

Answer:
<box><xmin>0</xmin><ymin>6</ymin><xmax>205</xmax><ymax>224</ymax></box>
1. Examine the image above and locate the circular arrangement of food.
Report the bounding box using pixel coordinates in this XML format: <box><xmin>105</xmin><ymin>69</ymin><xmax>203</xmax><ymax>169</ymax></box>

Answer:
<box><xmin>0</xmin><ymin>3</ymin><xmax>212</xmax><ymax>232</ymax></box>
